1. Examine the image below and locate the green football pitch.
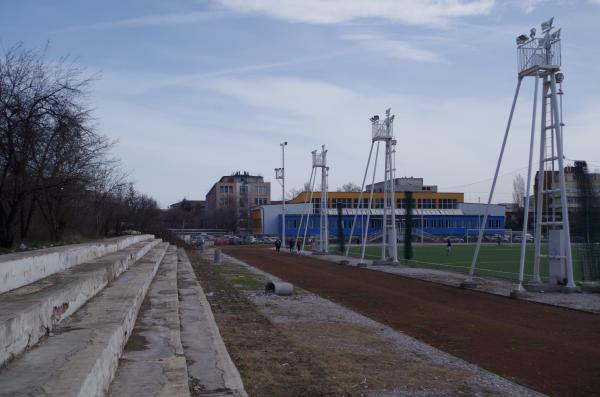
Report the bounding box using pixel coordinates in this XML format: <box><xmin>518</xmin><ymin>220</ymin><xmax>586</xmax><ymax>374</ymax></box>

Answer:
<box><xmin>342</xmin><ymin>244</ymin><xmax>584</xmax><ymax>282</ymax></box>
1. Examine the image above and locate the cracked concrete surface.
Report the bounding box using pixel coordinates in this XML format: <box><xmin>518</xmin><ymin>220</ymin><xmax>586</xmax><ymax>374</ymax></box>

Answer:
<box><xmin>177</xmin><ymin>248</ymin><xmax>247</xmax><ymax>397</ymax></box>
<box><xmin>109</xmin><ymin>246</ymin><xmax>190</xmax><ymax>397</ymax></box>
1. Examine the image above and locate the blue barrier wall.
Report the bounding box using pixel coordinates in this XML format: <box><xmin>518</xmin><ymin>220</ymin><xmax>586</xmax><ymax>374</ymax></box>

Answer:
<box><xmin>278</xmin><ymin>214</ymin><xmax>505</xmax><ymax>239</ymax></box>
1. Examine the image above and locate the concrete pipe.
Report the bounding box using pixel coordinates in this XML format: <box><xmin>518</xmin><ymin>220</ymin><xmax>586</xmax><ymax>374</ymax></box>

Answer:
<box><xmin>213</xmin><ymin>249</ymin><xmax>221</xmax><ymax>264</ymax></box>
<box><xmin>265</xmin><ymin>281</ymin><xmax>294</xmax><ymax>296</ymax></box>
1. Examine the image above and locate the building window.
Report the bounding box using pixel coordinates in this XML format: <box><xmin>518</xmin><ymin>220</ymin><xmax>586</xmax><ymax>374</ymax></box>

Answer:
<box><xmin>239</xmin><ymin>185</ymin><xmax>248</xmax><ymax>193</ymax></box>
<box><xmin>255</xmin><ymin>185</ymin><xmax>267</xmax><ymax>194</ymax></box>
<box><xmin>331</xmin><ymin>198</ymin><xmax>352</xmax><ymax>208</ymax></box>
<box><xmin>374</xmin><ymin>198</ymin><xmax>384</xmax><ymax>208</ymax></box>
<box><xmin>255</xmin><ymin>198</ymin><xmax>267</xmax><ymax>205</ymax></box>
<box><xmin>219</xmin><ymin>185</ymin><xmax>233</xmax><ymax>194</ymax></box>
<box><xmin>439</xmin><ymin>199</ymin><xmax>457</xmax><ymax>209</ymax></box>
<box><xmin>311</xmin><ymin>198</ymin><xmax>321</xmax><ymax>210</ymax></box>
<box><xmin>354</xmin><ymin>198</ymin><xmax>369</xmax><ymax>208</ymax></box>
<box><xmin>418</xmin><ymin>198</ymin><xmax>435</xmax><ymax>209</ymax></box>
<box><xmin>219</xmin><ymin>197</ymin><xmax>231</xmax><ymax>208</ymax></box>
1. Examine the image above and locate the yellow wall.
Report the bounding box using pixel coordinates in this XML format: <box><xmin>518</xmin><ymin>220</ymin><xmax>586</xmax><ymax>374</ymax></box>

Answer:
<box><xmin>251</xmin><ymin>208</ymin><xmax>262</xmax><ymax>234</ymax></box>
<box><xmin>288</xmin><ymin>191</ymin><xmax>464</xmax><ymax>208</ymax></box>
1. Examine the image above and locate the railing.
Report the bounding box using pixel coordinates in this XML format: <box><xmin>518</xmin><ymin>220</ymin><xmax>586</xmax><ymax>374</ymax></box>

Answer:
<box><xmin>312</xmin><ymin>151</ymin><xmax>326</xmax><ymax>167</ymax></box>
<box><xmin>372</xmin><ymin>121</ymin><xmax>393</xmax><ymax>140</ymax></box>
<box><xmin>518</xmin><ymin>37</ymin><xmax>561</xmax><ymax>74</ymax></box>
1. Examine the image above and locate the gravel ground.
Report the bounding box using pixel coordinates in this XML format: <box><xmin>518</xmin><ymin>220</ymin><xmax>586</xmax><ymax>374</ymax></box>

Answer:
<box><xmin>313</xmin><ymin>251</ymin><xmax>600</xmax><ymax>313</ymax></box>
<box><xmin>223</xmin><ymin>253</ymin><xmax>546</xmax><ymax>397</ymax></box>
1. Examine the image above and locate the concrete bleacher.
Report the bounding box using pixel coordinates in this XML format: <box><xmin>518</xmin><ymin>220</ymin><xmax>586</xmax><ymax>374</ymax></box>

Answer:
<box><xmin>0</xmin><ymin>234</ymin><xmax>153</xmax><ymax>294</ymax></box>
<box><xmin>0</xmin><ymin>238</ymin><xmax>246</xmax><ymax>397</ymax></box>
<box><xmin>0</xmin><ymin>237</ymin><xmax>160</xmax><ymax>366</ymax></box>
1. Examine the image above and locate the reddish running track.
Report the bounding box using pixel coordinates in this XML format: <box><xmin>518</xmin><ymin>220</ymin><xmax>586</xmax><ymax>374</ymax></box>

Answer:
<box><xmin>223</xmin><ymin>246</ymin><xmax>600</xmax><ymax>397</ymax></box>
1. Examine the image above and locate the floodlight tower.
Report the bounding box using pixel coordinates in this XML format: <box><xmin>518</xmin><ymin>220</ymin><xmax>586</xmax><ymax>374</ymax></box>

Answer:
<box><xmin>313</xmin><ymin>145</ymin><xmax>329</xmax><ymax>253</ymax></box>
<box><xmin>346</xmin><ymin>108</ymin><xmax>398</xmax><ymax>265</ymax></box>
<box><xmin>462</xmin><ymin>18</ymin><xmax>576</xmax><ymax>294</ymax></box>
<box><xmin>296</xmin><ymin>145</ymin><xmax>329</xmax><ymax>254</ymax></box>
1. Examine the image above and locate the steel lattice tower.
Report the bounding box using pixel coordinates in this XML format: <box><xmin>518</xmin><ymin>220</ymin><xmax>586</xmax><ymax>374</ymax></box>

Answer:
<box><xmin>346</xmin><ymin>108</ymin><xmax>398</xmax><ymax>265</ymax></box>
<box><xmin>296</xmin><ymin>145</ymin><xmax>329</xmax><ymax>254</ymax></box>
<box><xmin>313</xmin><ymin>146</ymin><xmax>329</xmax><ymax>253</ymax></box>
<box><xmin>462</xmin><ymin>18</ymin><xmax>576</xmax><ymax>293</ymax></box>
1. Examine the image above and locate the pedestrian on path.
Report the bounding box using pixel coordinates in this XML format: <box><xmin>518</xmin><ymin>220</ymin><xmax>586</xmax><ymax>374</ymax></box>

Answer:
<box><xmin>446</xmin><ymin>238</ymin><xmax>452</xmax><ymax>256</ymax></box>
<box><xmin>289</xmin><ymin>238</ymin><xmax>294</xmax><ymax>253</ymax></box>
<box><xmin>275</xmin><ymin>239</ymin><xmax>281</xmax><ymax>252</ymax></box>
<box><xmin>296</xmin><ymin>238</ymin><xmax>302</xmax><ymax>253</ymax></box>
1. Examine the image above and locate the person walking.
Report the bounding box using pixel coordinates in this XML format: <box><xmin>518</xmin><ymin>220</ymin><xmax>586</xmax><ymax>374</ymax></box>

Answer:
<box><xmin>296</xmin><ymin>238</ymin><xmax>302</xmax><ymax>253</ymax></box>
<box><xmin>446</xmin><ymin>238</ymin><xmax>452</xmax><ymax>256</ymax></box>
<box><xmin>275</xmin><ymin>239</ymin><xmax>281</xmax><ymax>252</ymax></box>
<box><xmin>289</xmin><ymin>238</ymin><xmax>294</xmax><ymax>253</ymax></box>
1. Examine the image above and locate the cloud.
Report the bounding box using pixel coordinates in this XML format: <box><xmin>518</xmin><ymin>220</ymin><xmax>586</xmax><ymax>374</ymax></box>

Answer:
<box><xmin>341</xmin><ymin>33</ymin><xmax>441</xmax><ymax>63</ymax></box>
<box><xmin>590</xmin><ymin>0</ymin><xmax>600</xmax><ymax>5</ymax></box>
<box><xmin>68</xmin><ymin>11</ymin><xmax>224</xmax><ymax>30</ymax></box>
<box><xmin>195</xmin><ymin>74</ymin><xmax>537</xmax><ymax>202</ymax></box>
<box><xmin>519</xmin><ymin>0</ymin><xmax>545</xmax><ymax>13</ymax></box>
<box><xmin>213</xmin><ymin>0</ymin><xmax>495</xmax><ymax>26</ymax></box>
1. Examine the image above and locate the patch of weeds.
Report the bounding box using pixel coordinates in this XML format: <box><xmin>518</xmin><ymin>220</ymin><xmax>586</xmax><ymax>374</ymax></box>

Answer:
<box><xmin>214</xmin><ymin>263</ymin><xmax>266</xmax><ymax>292</ymax></box>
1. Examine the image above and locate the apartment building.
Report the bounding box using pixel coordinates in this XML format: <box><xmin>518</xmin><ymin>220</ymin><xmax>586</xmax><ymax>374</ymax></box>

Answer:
<box><xmin>205</xmin><ymin>171</ymin><xmax>270</xmax><ymax>230</ymax></box>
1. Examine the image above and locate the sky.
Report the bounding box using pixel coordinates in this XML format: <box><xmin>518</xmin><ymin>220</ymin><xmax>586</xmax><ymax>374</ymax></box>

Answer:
<box><xmin>1</xmin><ymin>0</ymin><xmax>600</xmax><ymax>207</ymax></box>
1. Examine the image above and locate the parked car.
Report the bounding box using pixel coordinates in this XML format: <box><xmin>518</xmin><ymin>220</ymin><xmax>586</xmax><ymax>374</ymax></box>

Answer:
<box><xmin>514</xmin><ymin>233</ymin><xmax>534</xmax><ymax>242</ymax></box>
<box><xmin>214</xmin><ymin>236</ymin><xmax>230</xmax><ymax>245</ymax></box>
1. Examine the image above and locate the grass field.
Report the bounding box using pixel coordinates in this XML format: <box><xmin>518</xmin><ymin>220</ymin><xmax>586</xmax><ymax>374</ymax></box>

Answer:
<box><xmin>341</xmin><ymin>243</ymin><xmax>584</xmax><ymax>282</ymax></box>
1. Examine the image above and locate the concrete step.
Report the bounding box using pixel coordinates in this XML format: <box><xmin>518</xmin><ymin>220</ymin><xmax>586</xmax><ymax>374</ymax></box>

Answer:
<box><xmin>0</xmin><ymin>238</ymin><xmax>161</xmax><ymax>367</ymax></box>
<box><xmin>176</xmin><ymin>248</ymin><xmax>247</xmax><ymax>397</ymax></box>
<box><xmin>109</xmin><ymin>245</ymin><xmax>190</xmax><ymax>397</ymax></box>
<box><xmin>0</xmin><ymin>242</ymin><xmax>169</xmax><ymax>397</ymax></box>
<box><xmin>0</xmin><ymin>234</ymin><xmax>154</xmax><ymax>294</ymax></box>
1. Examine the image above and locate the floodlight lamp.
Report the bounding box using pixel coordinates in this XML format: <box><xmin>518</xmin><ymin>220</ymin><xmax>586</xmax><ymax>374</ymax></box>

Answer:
<box><xmin>390</xmin><ymin>115</ymin><xmax>395</xmax><ymax>122</ymax></box>
<box><xmin>541</xmin><ymin>17</ymin><xmax>554</xmax><ymax>33</ymax></box>
<box><xmin>530</xmin><ymin>27</ymin><xmax>536</xmax><ymax>39</ymax></box>
<box><xmin>370</xmin><ymin>115</ymin><xmax>379</xmax><ymax>122</ymax></box>
<box><xmin>385</xmin><ymin>108</ymin><xmax>391</xmax><ymax>116</ymax></box>
<box><xmin>551</xmin><ymin>28</ymin><xmax>561</xmax><ymax>40</ymax></box>
<box><xmin>537</xmin><ymin>38</ymin><xmax>547</xmax><ymax>48</ymax></box>
<box><xmin>555</xmin><ymin>72</ymin><xmax>564</xmax><ymax>83</ymax></box>
<box><xmin>516</xmin><ymin>34</ymin><xmax>529</xmax><ymax>45</ymax></box>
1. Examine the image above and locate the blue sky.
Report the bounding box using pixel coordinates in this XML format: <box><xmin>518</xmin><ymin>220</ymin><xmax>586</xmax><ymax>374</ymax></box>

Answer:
<box><xmin>2</xmin><ymin>0</ymin><xmax>600</xmax><ymax>207</ymax></box>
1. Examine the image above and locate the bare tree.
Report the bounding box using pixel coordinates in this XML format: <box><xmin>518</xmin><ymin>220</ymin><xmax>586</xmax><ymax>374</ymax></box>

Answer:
<box><xmin>508</xmin><ymin>174</ymin><xmax>526</xmax><ymax>230</ymax></box>
<box><xmin>287</xmin><ymin>181</ymin><xmax>313</xmax><ymax>199</ymax></box>
<box><xmin>337</xmin><ymin>182</ymin><xmax>361</xmax><ymax>192</ymax></box>
<box><xmin>0</xmin><ymin>43</ymin><xmax>165</xmax><ymax>246</ymax></box>
<box><xmin>512</xmin><ymin>174</ymin><xmax>525</xmax><ymax>208</ymax></box>
<box><xmin>0</xmin><ymin>44</ymin><xmax>100</xmax><ymax>244</ymax></box>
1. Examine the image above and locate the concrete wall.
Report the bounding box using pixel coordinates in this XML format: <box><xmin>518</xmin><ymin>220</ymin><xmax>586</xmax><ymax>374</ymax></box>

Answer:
<box><xmin>0</xmin><ymin>234</ymin><xmax>153</xmax><ymax>294</ymax></box>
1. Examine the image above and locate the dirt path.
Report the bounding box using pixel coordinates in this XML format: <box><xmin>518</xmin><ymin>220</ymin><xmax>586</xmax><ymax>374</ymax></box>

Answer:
<box><xmin>223</xmin><ymin>246</ymin><xmax>600</xmax><ymax>397</ymax></box>
<box><xmin>186</xmin><ymin>249</ymin><xmax>351</xmax><ymax>396</ymax></box>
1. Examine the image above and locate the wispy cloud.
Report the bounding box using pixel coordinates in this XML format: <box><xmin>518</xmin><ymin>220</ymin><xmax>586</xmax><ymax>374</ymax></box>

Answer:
<box><xmin>519</xmin><ymin>0</ymin><xmax>545</xmax><ymax>13</ymax></box>
<box><xmin>340</xmin><ymin>33</ymin><xmax>441</xmax><ymax>63</ymax></box>
<box><xmin>94</xmin><ymin>51</ymin><xmax>351</xmax><ymax>97</ymax></box>
<box><xmin>213</xmin><ymin>0</ymin><xmax>495</xmax><ymax>26</ymax></box>
<box><xmin>68</xmin><ymin>11</ymin><xmax>225</xmax><ymax>31</ymax></box>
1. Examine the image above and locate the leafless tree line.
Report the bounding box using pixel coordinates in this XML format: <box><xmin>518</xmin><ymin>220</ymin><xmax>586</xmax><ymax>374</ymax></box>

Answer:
<box><xmin>0</xmin><ymin>44</ymin><xmax>162</xmax><ymax>247</ymax></box>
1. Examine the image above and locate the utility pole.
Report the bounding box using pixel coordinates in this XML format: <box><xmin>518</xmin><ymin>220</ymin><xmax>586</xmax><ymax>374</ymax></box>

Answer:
<box><xmin>275</xmin><ymin>142</ymin><xmax>287</xmax><ymax>243</ymax></box>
